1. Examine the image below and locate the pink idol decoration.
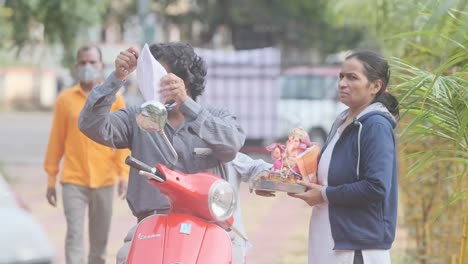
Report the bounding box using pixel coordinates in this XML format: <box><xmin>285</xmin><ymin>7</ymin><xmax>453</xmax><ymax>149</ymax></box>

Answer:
<box><xmin>251</xmin><ymin>128</ymin><xmax>320</xmax><ymax>194</ymax></box>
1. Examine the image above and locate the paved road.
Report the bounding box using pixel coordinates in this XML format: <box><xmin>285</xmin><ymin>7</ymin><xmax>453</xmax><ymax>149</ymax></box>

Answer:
<box><xmin>0</xmin><ymin>111</ymin><xmax>312</xmax><ymax>264</ymax></box>
<box><xmin>0</xmin><ymin>112</ymin><xmax>51</xmax><ymax>165</ymax></box>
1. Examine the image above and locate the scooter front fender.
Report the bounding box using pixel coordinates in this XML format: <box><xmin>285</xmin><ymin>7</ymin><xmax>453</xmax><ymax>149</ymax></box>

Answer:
<box><xmin>127</xmin><ymin>213</ymin><xmax>232</xmax><ymax>264</ymax></box>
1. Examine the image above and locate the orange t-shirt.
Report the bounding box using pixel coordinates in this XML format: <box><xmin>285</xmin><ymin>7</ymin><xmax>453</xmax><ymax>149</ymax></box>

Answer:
<box><xmin>44</xmin><ymin>84</ymin><xmax>130</xmax><ymax>188</ymax></box>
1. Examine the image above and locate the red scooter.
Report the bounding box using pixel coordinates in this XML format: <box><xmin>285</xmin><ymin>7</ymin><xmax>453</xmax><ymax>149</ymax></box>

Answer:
<box><xmin>125</xmin><ymin>101</ymin><xmax>238</xmax><ymax>264</ymax></box>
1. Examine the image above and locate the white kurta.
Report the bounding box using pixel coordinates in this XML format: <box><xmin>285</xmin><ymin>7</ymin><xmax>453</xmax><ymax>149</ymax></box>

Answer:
<box><xmin>308</xmin><ymin>131</ymin><xmax>391</xmax><ymax>264</ymax></box>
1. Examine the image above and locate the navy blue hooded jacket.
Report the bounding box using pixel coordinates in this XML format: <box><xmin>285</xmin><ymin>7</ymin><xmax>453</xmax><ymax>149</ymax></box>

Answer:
<box><xmin>322</xmin><ymin>103</ymin><xmax>398</xmax><ymax>250</ymax></box>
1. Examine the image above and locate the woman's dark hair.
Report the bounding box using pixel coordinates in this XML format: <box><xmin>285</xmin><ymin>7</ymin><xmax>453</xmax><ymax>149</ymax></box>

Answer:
<box><xmin>149</xmin><ymin>42</ymin><xmax>207</xmax><ymax>101</ymax></box>
<box><xmin>346</xmin><ymin>50</ymin><xmax>399</xmax><ymax>119</ymax></box>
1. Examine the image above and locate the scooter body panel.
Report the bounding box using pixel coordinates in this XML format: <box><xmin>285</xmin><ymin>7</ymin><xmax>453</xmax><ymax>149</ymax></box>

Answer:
<box><xmin>127</xmin><ymin>213</ymin><xmax>232</xmax><ymax>264</ymax></box>
<box><xmin>150</xmin><ymin>164</ymin><xmax>235</xmax><ymax>228</ymax></box>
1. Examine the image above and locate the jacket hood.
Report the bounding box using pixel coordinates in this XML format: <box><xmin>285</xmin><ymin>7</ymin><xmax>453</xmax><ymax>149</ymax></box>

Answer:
<box><xmin>324</xmin><ymin>102</ymin><xmax>397</xmax><ymax>157</ymax></box>
<box><xmin>356</xmin><ymin>103</ymin><xmax>397</xmax><ymax>129</ymax></box>
<box><xmin>335</xmin><ymin>102</ymin><xmax>396</xmax><ymax>129</ymax></box>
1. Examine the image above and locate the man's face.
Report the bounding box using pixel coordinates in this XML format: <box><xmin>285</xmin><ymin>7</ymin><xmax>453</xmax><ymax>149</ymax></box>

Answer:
<box><xmin>76</xmin><ymin>48</ymin><xmax>104</xmax><ymax>84</ymax></box>
<box><xmin>77</xmin><ymin>48</ymin><xmax>103</xmax><ymax>70</ymax></box>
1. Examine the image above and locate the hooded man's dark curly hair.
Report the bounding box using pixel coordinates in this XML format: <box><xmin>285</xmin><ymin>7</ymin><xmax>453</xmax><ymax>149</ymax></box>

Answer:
<box><xmin>149</xmin><ymin>43</ymin><xmax>207</xmax><ymax>101</ymax></box>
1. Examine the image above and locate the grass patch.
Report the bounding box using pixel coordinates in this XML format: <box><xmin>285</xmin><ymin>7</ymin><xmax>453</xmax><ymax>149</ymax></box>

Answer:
<box><xmin>275</xmin><ymin>230</ymin><xmax>308</xmax><ymax>264</ymax></box>
<box><xmin>391</xmin><ymin>249</ymin><xmax>416</xmax><ymax>264</ymax></box>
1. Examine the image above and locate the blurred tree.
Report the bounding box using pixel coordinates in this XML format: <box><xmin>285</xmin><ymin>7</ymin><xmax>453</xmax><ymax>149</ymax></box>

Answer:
<box><xmin>326</xmin><ymin>0</ymin><xmax>468</xmax><ymax>61</ymax></box>
<box><xmin>102</xmin><ymin>0</ymin><xmax>137</xmax><ymax>43</ymax></box>
<box><xmin>1</xmin><ymin>0</ymin><xmax>36</xmax><ymax>54</ymax></box>
<box><xmin>158</xmin><ymin>0</ymin><xmax>365</xmax><ymax>55</ymax></box>
<box><xmin>2</xmin><ymin>0</ymin><xmax>108</xmax><ymax>67</ymax></box>
<box><xmin>37</xmin><ymin>0</ymin><xmax>108</xmax><ymax>67</ymax></box>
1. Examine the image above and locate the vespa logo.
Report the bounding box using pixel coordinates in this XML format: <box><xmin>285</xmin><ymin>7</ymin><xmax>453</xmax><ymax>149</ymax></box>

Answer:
<box><xmin>137</xmin><ymin>232</ymin><xmax>161</xmax><ymax>240</ymax></box>
<box><xmin>179</xmin><ymin>223</ymin><xmax>192</xmax><ymax>235</ymax></box>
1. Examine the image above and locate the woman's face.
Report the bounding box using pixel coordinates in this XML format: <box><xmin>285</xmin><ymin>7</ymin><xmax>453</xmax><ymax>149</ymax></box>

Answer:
<box><xmin>338</xmin><ymin>57</ymin><xmax>380</xmax><ymax>110</ymax></box>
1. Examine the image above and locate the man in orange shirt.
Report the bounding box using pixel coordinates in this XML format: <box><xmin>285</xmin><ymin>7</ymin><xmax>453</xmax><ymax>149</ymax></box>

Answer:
<box><xmin>44</xmin><ymin>45</ymin><xmax>129</xmax><ymax>264</ymax></box>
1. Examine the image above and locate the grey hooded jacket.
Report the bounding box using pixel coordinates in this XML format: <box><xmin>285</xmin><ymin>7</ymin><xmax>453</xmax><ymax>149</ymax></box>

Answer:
<box><xmin>79</xmin><ymin>73</ymin><xmax>246</xmax><ymax>218</ymax></box>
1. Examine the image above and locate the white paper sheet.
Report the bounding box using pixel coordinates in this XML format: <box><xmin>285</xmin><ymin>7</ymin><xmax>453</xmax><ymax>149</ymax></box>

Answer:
<box><xmin>136</xmin><ymin>43</ymin><xmax>167</xmax><ymax>102</ymax></box>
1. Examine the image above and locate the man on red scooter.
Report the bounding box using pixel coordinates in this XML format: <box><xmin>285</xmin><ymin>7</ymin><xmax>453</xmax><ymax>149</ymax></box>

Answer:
<box><xmin>79</xmin><ymin>42</ymin><xmax>248</xmax><ymax>263</ymax></box>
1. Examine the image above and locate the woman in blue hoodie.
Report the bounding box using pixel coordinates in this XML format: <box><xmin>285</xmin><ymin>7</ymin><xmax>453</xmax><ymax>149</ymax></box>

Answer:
<box><xmin>290</xmin><ymin>50</ymin><xmax>399</xmax><ymax>264</ymax></box>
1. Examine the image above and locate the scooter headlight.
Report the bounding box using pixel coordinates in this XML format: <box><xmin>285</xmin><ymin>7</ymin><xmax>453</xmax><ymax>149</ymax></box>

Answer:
<box><xmin>208</xmin><ymin>180</ymin><xmax>237</xmax><ymax>221</ymax></box>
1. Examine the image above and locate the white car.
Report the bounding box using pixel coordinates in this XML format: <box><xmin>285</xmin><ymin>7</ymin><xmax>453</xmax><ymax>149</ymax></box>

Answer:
<box><xmin>0</xmin><ymin>176</ymin><xmax>55</xmax><ymax>264</ymax></box>
<box><xmin>277</xmin><ymin>66</ymin><xmax>347</xmax><ymax>146</ymax></box>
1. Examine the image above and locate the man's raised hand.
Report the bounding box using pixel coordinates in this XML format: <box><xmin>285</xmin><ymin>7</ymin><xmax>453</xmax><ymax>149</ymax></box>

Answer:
<box><xmin>115</xmin><ymin>47</ymin><xmax>139</xmax><ymax>81</ymax></box>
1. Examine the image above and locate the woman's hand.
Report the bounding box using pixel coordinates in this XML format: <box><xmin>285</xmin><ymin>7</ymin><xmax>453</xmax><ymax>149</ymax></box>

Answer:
<box><xmin>114</xmin><ymin>47</ymin><xmax>139</xmax><ymax>81</ymax></box>
<box><xmin>288</xmin><ymin>180</ymin><xmax>325</xmax><ymax>207</ymax></box>
<box><xmin>160</xmin><ymin>73</ymin><xmax>189</xmax><ymax>105</ymax></box>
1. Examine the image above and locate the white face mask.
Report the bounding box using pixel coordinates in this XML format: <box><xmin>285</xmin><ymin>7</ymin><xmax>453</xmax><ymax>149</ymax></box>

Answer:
<box><xmin>77</xmin><ymin>64</ymin><xmax>101</xmax><ymax>83</ymax></box>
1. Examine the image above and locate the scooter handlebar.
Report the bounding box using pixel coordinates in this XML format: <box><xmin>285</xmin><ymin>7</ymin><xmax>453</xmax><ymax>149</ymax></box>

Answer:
<box><xmin>125</xmin><ymin>156</ymin><xmax>163</xmax><ymax>179</ymax></box>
